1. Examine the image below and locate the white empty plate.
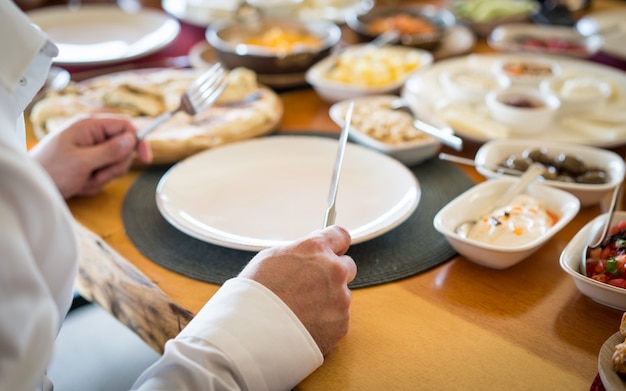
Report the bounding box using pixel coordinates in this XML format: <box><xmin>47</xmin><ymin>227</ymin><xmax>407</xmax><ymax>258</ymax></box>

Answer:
<box><xmin>28</xmin><ymin>5</ymin><xmax>180</xmax><ymax>66</ymax></box>
<box><xmin>156</xmin><ymin>135</ymin><xmax>420</xmax><ymax>251</ymax></box>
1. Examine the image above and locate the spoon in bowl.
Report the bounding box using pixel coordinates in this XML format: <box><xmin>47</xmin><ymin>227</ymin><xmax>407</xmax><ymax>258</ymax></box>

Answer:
<box><xmin>580</xmin><ymin>183</ymin><xmax>622</xmax><ymax>275</ymax></box>
<box><xmin>455</xmin><ymin>163</ymin><xmax>544</xmax><ymax>238</ymax></box>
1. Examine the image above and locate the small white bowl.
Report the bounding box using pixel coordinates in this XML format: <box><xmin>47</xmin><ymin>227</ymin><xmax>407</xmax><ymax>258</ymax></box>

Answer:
<box><xmin>328</xmin><ymin>95</ymin><xmax>441</xmax><ymax>166</ymax></box>
<box><xmin>305</xmin><ymin>44</ymin><xmax>433</xmax><ymax>103</ymax></box>
<box><xmin>474</xmin><ymin>139</ymin><xmax>626</xmax><ymax>207</ymax></box>
<box><xmin>560</xmin><ymin>211</ymin><xmax>626</xmax><ymax>310</ymax></box>
<box><xmin>494</xmin><ymin>56</ymin><xmax>561</xmax><ymax>85</ymax></box>
<box><xmin>485</xmin><ymin>86</ymin><xmax>560</xmax><ymax>135</ymax></box>
<box><xmin>439</xmin><ymin>67</ymin><xmax>510</xmax><ymax>103</ymax></box>
<box><xmin>434</xmin><ymin>178</ymin><xmax>580</xmax><ymax>269</ymax></box>
<box><xmin>539</xmin><ymin>72</ymin><xmax>613</xmax><ymax>115</ymax></box>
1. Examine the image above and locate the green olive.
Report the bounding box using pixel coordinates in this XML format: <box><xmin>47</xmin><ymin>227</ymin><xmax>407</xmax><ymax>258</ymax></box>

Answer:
<box><xmin>555</xmin><ymin>153</ymin><xmax>587</xmax><ymax>175</ymax></box>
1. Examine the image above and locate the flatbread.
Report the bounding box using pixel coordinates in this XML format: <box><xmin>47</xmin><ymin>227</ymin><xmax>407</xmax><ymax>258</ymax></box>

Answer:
<box><xmin>30</xmin><ymin>68</ymin><xmax>283</xmax><ymax>164</ymax></box>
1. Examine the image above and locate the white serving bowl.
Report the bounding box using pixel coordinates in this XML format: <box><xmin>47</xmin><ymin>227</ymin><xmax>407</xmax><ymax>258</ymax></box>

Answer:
<box><xmin>539</xmin><ymin>72</ymin><xmax>613</xmax><ymax>115</ymax></box>
<box><xmin>439</xmin><ymin>67</ymin><xmax>510</xmax><ymax>103</ymax></box>
<box><xmin>433</xmin><ymin>178</ymin><xmax>580</xmax><ymax>269</ymax></box>
<box><xmin>328</xmin><ymin>95</ymin><xmax>441</xmax><ymax>166</ymax></box>
<box><xmin>485</xmin><ymin>85</ymin><xmax>560</xmax><ymax>135</ymax></box>
<box><xmin>474</xmin><ymin>139</ymin><xmax>626</xmax><ymax>207</ymax></box>
<box><xmin>560</xmin><ymin>211</ymin><xmax>626</xmax><ymax>311</ymax></box>
<box><xmin>494</xmin><ymin>56</ymin><xmax>561</xmax><ymax>86</ymax></box>
<box><xmin>305</xmin><ymin>44</ymin><xmax>433</xmax><ymax>103</ymax></box>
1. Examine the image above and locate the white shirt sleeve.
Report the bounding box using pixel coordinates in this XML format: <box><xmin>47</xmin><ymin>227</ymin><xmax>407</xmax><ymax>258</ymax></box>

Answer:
<box><xmin>131</xmin><ymin>278</ymin><xmax>323</xmax><ymax>391</ymax></box>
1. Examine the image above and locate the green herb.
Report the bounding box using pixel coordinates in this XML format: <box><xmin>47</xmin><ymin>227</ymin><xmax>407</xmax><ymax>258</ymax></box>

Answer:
<box><xmin>606</xmin><ymin>258</ymin><xmax>620</xmax><ymax>275</ymax></box>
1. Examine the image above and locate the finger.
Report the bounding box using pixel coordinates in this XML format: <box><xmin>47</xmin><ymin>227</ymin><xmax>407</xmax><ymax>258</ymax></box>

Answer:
<box><xmin>135</xmin><ymin>139</ymin><xmax>153</xmax><ymax>164</ymax></box>
<box><xmin>318</xmin><ymin>225</ymin><xmax>352</xmax><ymax>256</ymax></box>
<box><xmin>340</xmin><ymin>254</ymin><xmax>357</xmax><ymax>284</ymax></box>
<box><xmin>82</xmin><ymin>132</ymin><xmax>136</xmax><ymax>172</ymax></box>
<box><xmin>91</xmin><ymin>154</ymin><xmax>134</xmax><ymax>185</ymax></box>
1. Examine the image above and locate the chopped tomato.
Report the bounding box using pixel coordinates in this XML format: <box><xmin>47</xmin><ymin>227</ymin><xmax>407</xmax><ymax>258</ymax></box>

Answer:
<box><xmin>583</xmin><ymin>220</ymin><xmax>626</xmax><ymax>290</ymax></box>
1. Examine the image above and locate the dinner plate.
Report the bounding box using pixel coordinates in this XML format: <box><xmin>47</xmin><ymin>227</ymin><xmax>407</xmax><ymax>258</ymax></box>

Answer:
<box><xmin>401</xmin><ymin>53</ymin><xmax>626</xmax><ymax>147</ymax></box>
<box><xmin>163</xmin><ymin>0</ymin><xmax>367</xmax><ymax>25</ymax></box>
<box><xmin>598</xmin><ymin>331</ymin><xmax>626</xmax><ymax>391</ymax></box>
<box><xmin>27</xmin><ymin>5</ymin><xmax>180</xmax><ymax>66</ymax></box>
<box><xmin>577</xmin><ymin>8</ymin><xmax>626</xmax><ymax>61</ymax></box>
<box><xmin>156</xmin><ymin>135</ymin><xmax>421</xmax><ymax>251</ymax></box>
<box><xmin>487</xmin><ymin>23</ymin><xmax>603</xmax><ymax>58</ymax></box>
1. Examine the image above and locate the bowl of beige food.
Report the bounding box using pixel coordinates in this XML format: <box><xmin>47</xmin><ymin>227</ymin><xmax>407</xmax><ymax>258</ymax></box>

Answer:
<box><xmin>329</xmin><ymin>95</ymin><xmax>441</xmax><ymax>166</ymax></box>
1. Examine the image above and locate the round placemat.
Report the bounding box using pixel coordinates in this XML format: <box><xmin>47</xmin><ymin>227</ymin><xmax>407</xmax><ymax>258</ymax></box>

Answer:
<box><xmin>122</xmin><ymin>134</ymin><xmax>474</xmax><ymax>288</ymax></box>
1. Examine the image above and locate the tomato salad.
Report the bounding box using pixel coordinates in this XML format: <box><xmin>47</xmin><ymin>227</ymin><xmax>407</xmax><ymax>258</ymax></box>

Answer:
<box><xmin>584</xmin><ymin>220</ymin><xmax>626</xmax><ymax>289</ymax></box>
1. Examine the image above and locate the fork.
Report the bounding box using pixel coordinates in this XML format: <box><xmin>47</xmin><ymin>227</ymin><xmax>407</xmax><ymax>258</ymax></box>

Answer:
<box><xmin>136</xmin><ymin>63</ymin><xmax>229</xmax><ymax>140</ymax></box>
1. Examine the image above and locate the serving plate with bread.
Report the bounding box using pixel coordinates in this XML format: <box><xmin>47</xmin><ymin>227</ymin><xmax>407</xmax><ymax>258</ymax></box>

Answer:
<box><xmin>30</xmin><ymin>67</ymin><xmax>283</xmax><ymax>164</ymax></box>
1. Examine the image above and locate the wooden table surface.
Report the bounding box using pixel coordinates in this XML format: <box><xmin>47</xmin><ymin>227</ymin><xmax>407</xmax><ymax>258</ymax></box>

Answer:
<box><xmin>24</xmin><ymin>1</ymin><xmax>626</xmax><ymax>389</ymax></box>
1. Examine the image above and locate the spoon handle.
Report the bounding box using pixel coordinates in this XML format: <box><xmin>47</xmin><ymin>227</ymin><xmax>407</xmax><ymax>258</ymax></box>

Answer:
<box><xmin>588</xmin><ymin>185</ymin><xmax>622</xmax><ymax>249</ymax></box>
<box><xmin>491</xmin><ymin>163</ymin><xmax>544</xmax><ymax>211</ymax></box>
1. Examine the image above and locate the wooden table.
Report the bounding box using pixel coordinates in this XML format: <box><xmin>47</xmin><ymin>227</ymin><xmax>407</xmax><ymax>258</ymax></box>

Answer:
<box><xmin>25</xmin><ymin>1</ymin><xmax>626</xmax><ymax>389</ymax></box>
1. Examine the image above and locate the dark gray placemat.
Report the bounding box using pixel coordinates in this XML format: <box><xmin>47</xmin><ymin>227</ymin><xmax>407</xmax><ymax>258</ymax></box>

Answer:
<box><xmin>122</xmin><ymin>134</ymin><xmax>474</xmax><ymax>288</ymax></box>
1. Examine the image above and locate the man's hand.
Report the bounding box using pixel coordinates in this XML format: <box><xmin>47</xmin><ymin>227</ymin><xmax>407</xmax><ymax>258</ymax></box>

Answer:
<box><xmin>239</xmin><ymin>225</ymin><xmax>357</xmax><ymax>356</ymax></box>
<box><xmin>30</xmin><ymin>115</ymin><xmax>152</xmax><ymax>199</ymax></box>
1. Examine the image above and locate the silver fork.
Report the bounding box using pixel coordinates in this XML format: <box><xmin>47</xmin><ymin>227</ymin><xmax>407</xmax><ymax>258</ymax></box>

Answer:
<box><xmin>136</xmin><ymin>63</ymin><xmax>229</xmax><ymax>140</ymax></box>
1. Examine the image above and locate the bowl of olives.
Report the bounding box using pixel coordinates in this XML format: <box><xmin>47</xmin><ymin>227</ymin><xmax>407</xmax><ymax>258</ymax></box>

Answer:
<box><xmin>474</xmin><ymin>139</ymin><xmax>625</xmax><ymax>207</ymax></box>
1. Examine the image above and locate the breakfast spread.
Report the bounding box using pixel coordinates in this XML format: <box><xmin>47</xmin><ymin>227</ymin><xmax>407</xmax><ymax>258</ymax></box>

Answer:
<box><xmin>30</xmin><ymin>67</ymin><xmax>283</xmax><ymax>164</ymax></box>
<box><xmin>466</xmin><ymin>194</ymin><xmax>558</xmax><ymax>246</ymax></box>
<box><xmin>584</xmin><ymin>220</ymin><xmax>626</xmax><ymax>289</ymax></box>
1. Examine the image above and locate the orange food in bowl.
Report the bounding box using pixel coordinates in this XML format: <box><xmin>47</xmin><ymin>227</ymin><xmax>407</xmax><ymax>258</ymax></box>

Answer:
<box><xmin>242</xmin><ymin>26</ymin><xmax>323</xmax><ymax>54</ymax></box>
<box><xmin>366</xmin><ymin>13</ymin><xmax>437</xmax><ymax>36</ymax></box>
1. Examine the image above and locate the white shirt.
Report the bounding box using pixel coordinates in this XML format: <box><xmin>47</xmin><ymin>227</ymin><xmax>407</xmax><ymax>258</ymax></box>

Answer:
<box><xmin>0</xmin><ymin>1</ymin><xmax>322</xmax><ymax>390</ymax></box>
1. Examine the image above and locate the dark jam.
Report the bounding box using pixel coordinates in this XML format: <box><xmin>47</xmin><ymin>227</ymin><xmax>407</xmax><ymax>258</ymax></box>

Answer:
<box><xmin>500</xmin><ymin>94</ymin><xmax>545</xmax><ymax>109</ymax></box>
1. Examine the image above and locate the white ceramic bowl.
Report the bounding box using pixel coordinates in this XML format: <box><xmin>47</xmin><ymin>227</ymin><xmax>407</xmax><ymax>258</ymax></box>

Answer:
<box><xmin>305</xmin><ymin>44</ymin><xmax>433</xmax><ymax>103</ymax></box>
<box><xmin>485</xmin><ymin>86</ymin><xmax>560</xmax><ymax>135</ymax></box>
<box><xmin>539</xmin><ymin>72</ymin><xmax>613</xmax><ymax>115</ymax></box>
<box><xmin>328</xmin><ymin>95</ymin><xmax>441</xmax><ymax>166</ymax></box>
<box><xmin>494</xmin><ymin>56</ymin><xmax>561</xmax><ymax>85</ymax></box>
<box><xmin>433</xmin><ymin>178</ymin><xmax>580</xmax><ymax>269</ymax></box>
<box><xmin>560</xmin><ymin>211</ymin><xmax>626</xmax><ymax>310</ymax></box>
<box><xmin>474</xmin><ymin>139</ymin><xmax>626</xmax><ymax>207</ymax></box>
<box><xmin>439</xmin><ymin>67</ymin><xmax>510</xmax><ymax>103</ymax></box>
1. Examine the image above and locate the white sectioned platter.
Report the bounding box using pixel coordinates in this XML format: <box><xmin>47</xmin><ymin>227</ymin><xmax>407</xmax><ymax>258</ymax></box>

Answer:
<box><xmin>27</xmin><ymin>5</ymin><xmax>180</xmax><ymax>66</ymax></box>
<box><xmin>401</xmin><ymin>53</ymin><xmax>626</xmax><ymax>147</ymax></box>
<box><xmin>156</xmin><ymin>135</ymin><xmax>421</xmax><ymax>251</ymax></box>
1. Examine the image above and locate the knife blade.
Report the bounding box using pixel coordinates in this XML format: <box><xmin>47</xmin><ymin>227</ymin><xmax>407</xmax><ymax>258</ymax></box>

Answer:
<box><xmin>323</xmin><ymin>100</ymin><xmax>355</xmax><ymax>228</ymax></box>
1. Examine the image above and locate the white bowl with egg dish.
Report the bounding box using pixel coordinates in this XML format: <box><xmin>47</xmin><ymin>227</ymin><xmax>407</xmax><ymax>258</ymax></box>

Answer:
<box><xmin>485</xmin><ymin>85</ymin><xmax>560</xmax><ymax>135</ymax></box>
<box><xmin>540</xmin><ymin>71</ymin><xmax>613</xmax><ymax>115</ymax></box>
<box><xmin>434</xmin><ymin>178</ymin><xmax>580</xmax><ymax>269</ymax></box>
<box><xmin>328</xmin><ymin>95</ymin><xmax>441</xmax><ymax>166</ymax></box>
<box><xmin>305</xmin><ymin>44</ymin><xmax>433</xmax><ymax>103</ymax></box>
<box><xmin>560</xmin><ymin>211</ymin><xmax>626</xmax><ymax>310</ymax></box>
<box><xmin>474</xmin><ymin>139</ymin><xmax>626</xmax><ymax>207</ymax></box>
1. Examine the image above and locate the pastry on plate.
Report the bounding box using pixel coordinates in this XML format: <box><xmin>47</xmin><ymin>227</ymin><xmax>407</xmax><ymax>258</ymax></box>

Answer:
<box><xmin>30</xmin><ymin>67</ymin><xmax>283</xmax><ymax>164</ymax></box>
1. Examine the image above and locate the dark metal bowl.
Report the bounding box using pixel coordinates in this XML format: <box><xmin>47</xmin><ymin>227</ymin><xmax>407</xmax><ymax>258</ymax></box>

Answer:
<box><xmin>346</xmin><ymin>5</ymin><xmax>455</xmax><ymax>51</ymax></box>
<box><xmin>206</xmin><ymin>18</ymin><xmax>342</xmax><ymax>76</ymax></box>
